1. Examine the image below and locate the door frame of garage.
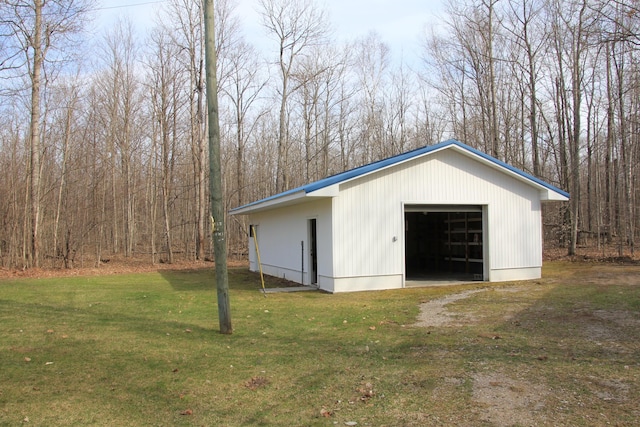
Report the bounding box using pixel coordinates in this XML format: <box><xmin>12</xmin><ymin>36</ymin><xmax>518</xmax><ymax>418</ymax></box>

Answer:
<box><xmin>402</xmin><ymin>203</ymin><xmax>488</xmax><ymax>286</ymax></box>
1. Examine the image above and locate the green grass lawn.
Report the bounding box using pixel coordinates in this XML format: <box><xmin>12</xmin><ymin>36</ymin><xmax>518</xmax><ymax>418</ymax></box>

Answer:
<box><xmin>1</xmin><ymin>263</ymin><xmax>639</xmax><ymax>426</ymax></box>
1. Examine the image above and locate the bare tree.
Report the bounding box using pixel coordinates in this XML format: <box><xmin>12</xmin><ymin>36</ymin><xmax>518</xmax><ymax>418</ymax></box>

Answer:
<box><xmin>158</xmin><ymin>0</ymin><xmax>242</xmax><ymax>260</ymax></box>
<box><xmin>0</xmin><ymin>0</ymin><xmax>94</xmax><ymax>267</ymax></box>
<box><xmin>222</xmin><ymin>39</ymin><xmax>268</xmax><ymax>207</ymax></box>
<box><xmin>148</xmin><ymin>27</ymin><xmax>186</xmax><ymax>264</ymax></box>
<box><xmin>422</xmin><ymin>26</ymin><xmax>473</xmax><ymax>144</ymax></box>
<box><xmin>593</xmin><ymin>0</ymin><xmax>640</xmax><ymax>47</ymax></box>
<box><xmin>423</xmin><ymin>0</ymin><xmax>504</xmax><ymax>156</ymax></box>
<box><xmin>95</xmin><ymin>19</ymin><xmax>144</xmax><ymax>257</ymax></box>
<box><xmin>547</xmin><ymin>0</ymin><xmax>597</xmax><ymax>255</ymax></box>
<box><xmin>259</xmin><ymin>0</ymin><xmax>329</xmax><ymax>192</ymax></box>
<box><xmin>353</xmin><ymin>31</ymin><xmax>390</xmax><ymax>164</ymax></box>
<box><xmin>386</xmin><ymin>62</ymin><xmax>415</xmax><ymax>155</ymax></box>
<box><xmin>503</xmin><ymin>0</ymin><xmax>546</xmax><ymax>176</ymax></box>
<box><xmin>51</xmin><ymin>77</ymin><xmax>81</xmax><ymax>267</ymax></box>
<box><xmin>0</xmin><ymin>104</ymin><xmax>26</xmax><ymax>267</ymax></box>
<box><xmin>606</xmin><ymin>1</ymin><xmax>637</xmax><ymax>255</ymax></box>
<box><xmin>161</xmin><ymin>0</ymin><xmax>209</xmax><ymax>261</ymax></box>
<box><xmin>292</xmin><ymin>45</ymin><xmax>347</xmax><ymax>182</ymax></box>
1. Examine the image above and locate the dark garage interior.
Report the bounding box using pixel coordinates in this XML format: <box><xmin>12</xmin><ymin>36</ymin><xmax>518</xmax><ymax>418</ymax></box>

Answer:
<box><xmin>404</xmin><ymin>208</ymin><xmax>484</xmax><ymax>281</ymax></box>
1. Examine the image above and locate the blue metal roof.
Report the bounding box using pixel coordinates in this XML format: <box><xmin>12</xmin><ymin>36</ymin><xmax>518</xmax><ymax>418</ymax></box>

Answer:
<box><xmin>231</xmin><ymin>139</ymin><xmax>569</xmax><ymax>213</ymax></box>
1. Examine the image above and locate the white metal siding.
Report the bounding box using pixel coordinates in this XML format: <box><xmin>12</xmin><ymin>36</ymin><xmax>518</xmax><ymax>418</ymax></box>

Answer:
<box><xmin>332</xmin><ymin>149</ymin><xmax>542</xmax><ymax>285</ymax></box>
<box><xmin>332</xmin><ymin>166</ymin><xmax>403</xmax><ymax>279</ymax></box>
<box><xmin>248</xmin><ymin>199</ymin><xmax>333</xmax><ymax>289</ymax></box>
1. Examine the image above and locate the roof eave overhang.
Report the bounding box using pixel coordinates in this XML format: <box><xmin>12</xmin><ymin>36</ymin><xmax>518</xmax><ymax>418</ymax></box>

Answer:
<box><xmin>230</xmin><ymin>190</ymin><xmax>307</xmax><ymax>215</ymax></box>
<box><xmin>540</xmin><ymin>190</ymin><xmax>569</xmax><ymax>201</ymax></box>
<box><xmin>230</xmin><ymin>185</ymin><xmax>339</xmax><ymax>215</ymax></box>
<box><xmin>306</xmin><ymin>184</ymin><xmax>339</xmax><ymax>198</ymax></box>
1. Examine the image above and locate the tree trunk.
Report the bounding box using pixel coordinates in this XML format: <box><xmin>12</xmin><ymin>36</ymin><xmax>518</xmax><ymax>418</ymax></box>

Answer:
<box><xmin>196</xmin><ymin>58</ymin><xmax>207</xmax><ymax>261</ymax></box>
<box><xmin>53</xmin><ymin>90</ymin><xmax>77</xmax><ymax>266</ymax></box>
<box><xmin>29</xmin><ymin>0</ymin><xmax>44</xmax><ymax>268</ymax></box>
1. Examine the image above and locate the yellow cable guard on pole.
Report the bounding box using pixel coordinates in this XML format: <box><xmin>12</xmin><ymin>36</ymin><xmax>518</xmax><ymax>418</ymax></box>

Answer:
<box><xmin>251</xmin><ymin>225</ymin><xmax>266</xmax><ymax>297</ymax></box>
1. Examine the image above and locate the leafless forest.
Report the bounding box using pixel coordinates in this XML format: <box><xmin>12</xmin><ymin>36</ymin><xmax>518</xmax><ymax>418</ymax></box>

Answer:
<box><xmin>0</xmin><ymin>0</ymin><xmax>638</xmax><ymax>269</ymax></box>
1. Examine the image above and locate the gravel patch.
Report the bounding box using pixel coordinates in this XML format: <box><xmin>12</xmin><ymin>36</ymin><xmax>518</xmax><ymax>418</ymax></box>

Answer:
<box><xmin>414</xmin><ymin>288</ymin><xmax>487</xmax><ymax>327</ymax></box>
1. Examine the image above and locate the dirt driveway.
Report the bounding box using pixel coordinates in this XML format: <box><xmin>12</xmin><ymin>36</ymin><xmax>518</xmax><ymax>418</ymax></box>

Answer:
<box><xmin>414</xmin><ymin>262</ymin><xmax>640</xmax><ymax>426</ymax></box>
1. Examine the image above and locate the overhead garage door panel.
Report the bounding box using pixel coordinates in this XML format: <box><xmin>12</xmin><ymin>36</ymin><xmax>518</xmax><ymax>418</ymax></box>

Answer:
<box><xmin>404</xmin><ymin>205</ymin><xmax>482</xmax><ymax>213</ymax></box>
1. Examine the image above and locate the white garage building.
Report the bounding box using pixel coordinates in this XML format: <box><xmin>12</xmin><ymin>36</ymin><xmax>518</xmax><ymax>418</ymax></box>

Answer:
<box><xmin>230</xmin><ymin>140</ymin><xmax>569</xmax><ymax>293</ymax></box>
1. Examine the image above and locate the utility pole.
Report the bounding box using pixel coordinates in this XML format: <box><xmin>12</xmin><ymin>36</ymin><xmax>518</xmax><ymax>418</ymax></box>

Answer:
<box><xmin>203</xmin><ymin>0</ymin><xmax>232</xmax><ymax>334</ymax></box>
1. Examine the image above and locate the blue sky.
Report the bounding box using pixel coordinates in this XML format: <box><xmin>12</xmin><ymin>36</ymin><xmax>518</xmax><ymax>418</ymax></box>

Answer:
<box><xmin>97</xmin><ymin>0</ymin><xmax>445</xmax><ymax>64</ymax></box>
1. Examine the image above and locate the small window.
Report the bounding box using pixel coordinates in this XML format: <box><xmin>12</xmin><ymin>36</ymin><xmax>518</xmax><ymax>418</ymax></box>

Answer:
<box><xmin>249</xmin><ymin>225</ymin><xmax>255</xmax><ymax>237</ymax></box>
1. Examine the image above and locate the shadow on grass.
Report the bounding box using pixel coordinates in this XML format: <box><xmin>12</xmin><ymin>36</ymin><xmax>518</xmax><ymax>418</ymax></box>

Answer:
<box><xmin>0</xmin><ymin>289</ymin><xmax>380</xmax><ymax>425</ymax></box>
<box><xmin>0</xmin><ymin>294</ymin><xmax>244</xmax><ymax>425</ymax></box>
<box><xmin>158</xmin><ymin>267</ymin><xmax>252</xmax><ymax>292</ymax></box>
<box><xmin>159</xmin><ymin>267</ymin><xmax>300</xmax><ymax>293</ymax></box>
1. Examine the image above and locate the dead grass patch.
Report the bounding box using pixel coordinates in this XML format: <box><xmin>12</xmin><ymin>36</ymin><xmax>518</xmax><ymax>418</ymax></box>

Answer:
<box><xmin>244</xmin><ymin>376</ymin><xmax>270</xmax><ymax>390</ymax></box>
<box><xmin>414</xmin><ymin>288</ymin><xmax>487</xmax><ymax>327</ymax></box>
<box><xmin>472</xmin><ymin>370</ymin><xmax>548</xmax><ymax>427</ymax></box>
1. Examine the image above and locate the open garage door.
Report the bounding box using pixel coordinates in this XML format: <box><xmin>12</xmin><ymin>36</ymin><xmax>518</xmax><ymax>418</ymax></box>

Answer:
<box><xmin>404</xmin><ymin>205</ymin><xmax>484</xmax><ymax>281</ymax></box>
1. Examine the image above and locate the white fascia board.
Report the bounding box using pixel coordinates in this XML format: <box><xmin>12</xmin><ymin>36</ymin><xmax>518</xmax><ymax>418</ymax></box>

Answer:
<box><xmin>230</xmin><ymin>190</ymin><xmax>307</xmax><ymax>215</ymax></box>
<box><xmin>306</xmin><ymin>184</ymin><xmax>339</xmax><ymax>198</ymax></box>
<box><xmin>540</xmin><ymin>190</ymin><xmax>569</xmax><ymax>201</ymax></box>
